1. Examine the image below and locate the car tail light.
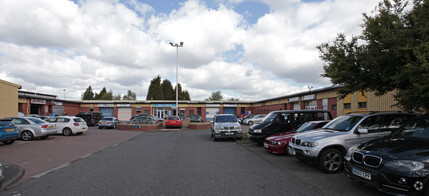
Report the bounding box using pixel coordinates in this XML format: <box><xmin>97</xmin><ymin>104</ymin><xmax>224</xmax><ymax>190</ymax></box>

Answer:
<box><xmin>108</xmin><ymin>122</ymin><xmax>111</xmax><ymax>124</ymax></box>
<box><xmin>73</xmin><ymin>123</ymin><xmax>79</xmax><ymax>127</ymax></box>
<box><xmin>41</xmin><ymin>125</ymin><xmax>48</xmax><ymax>128</ymax></box>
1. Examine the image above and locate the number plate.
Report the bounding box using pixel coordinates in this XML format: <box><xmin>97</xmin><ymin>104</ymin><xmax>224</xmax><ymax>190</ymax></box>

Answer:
<box><xmin>6</xmin><ymin>128</ymin><xmax>15</xmax><ymax>132</ymax></box>
<box><xmin>225</xmin><ymin>132</ymin><xmax>233</xmax><ymax>135</ymax></box>
<box><xmin>264</xmin><ymin>143</ymin><xmax>269</xmax><ymax>148</ymax></box>
<box><xmin>287</xmin><ymin>146</ymin><xmax>296</xmax><ymax>156</ymax></box>
<box><xmin>352</xmin><ymin>168</ymin><xmax>371</xmax><ymax>180</ymax></box>
<box><xmin>48</xmin><ymin>126</ymin><xmax>55</xmax><ymax>129</ymax></box>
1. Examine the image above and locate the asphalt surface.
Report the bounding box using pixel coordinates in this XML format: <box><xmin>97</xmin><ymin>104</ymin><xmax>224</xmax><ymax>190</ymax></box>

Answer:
<box><xmin>0</xmin><ymin>126</ymin><xmax>387</xmax><ymax>196</ymax></box>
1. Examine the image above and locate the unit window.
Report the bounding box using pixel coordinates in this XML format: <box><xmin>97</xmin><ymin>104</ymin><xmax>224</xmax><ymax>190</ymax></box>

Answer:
<box><xmin>332</xmin><ymin>104</ymin><xmax>337</xmax><ymax>110</ymax></box>
<box><xmin>358</xmin><ymin>102</ymin><xmax>367</xmax><ymax>108</ymax></box>
<box><xmin>344</xmin><ymin>103</ymin><xmax>351</xmax><ymax>109</ymax></box>
<box><xmin>190</xmin><ymin>110</ymin><xmax>194</xmax><ymax>115</ymax></box>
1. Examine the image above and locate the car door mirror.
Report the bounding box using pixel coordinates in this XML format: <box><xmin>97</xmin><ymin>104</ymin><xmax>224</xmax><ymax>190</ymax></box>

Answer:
<box><xmin>357</xmin><ymin>128</ymin><xmax>368</xmax><ymax>134</ymax></box>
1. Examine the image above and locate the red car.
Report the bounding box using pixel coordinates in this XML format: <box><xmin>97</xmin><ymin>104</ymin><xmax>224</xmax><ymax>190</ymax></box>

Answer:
<box><xmin>264</xmin><ymin>121</ymin><xmax>329</xmax><ymax>155</ymax></box>
<box><xmin>165</xmin><ymin>116</ymin><xmax>182</xmax><ymax>128</ymax></box>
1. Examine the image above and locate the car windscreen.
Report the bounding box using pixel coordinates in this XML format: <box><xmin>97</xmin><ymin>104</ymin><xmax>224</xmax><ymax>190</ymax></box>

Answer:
<box><xmin>28</xmin><ymin>118</ymin><xmax>47</xmax><ymax>124</ymax></box>
<box><xmin>261</xmin><ymin>112</ymin><xmax>277</xmax><ymax>123</ymax></box>
<box><xmin>168</xmin><ymin>117</ymin><xmax>179</xmax><ymax>120</ymax></box>
<box><xmin>296</xmin><ymin>122</ymin><xmax>317</xmax><ymax>133</ymax></box>
<box><xmin>102</xmin><ymin>118</ymin><xmax>113</xmax><ymax>121</ymax></box>
<box><xmin>399</xmin><ymin>116</ymin><xmax>429</xmax><ymax>140</ymax></box>
<box><xmin>215</xmin><ymin>116</ymin><xmax>237</xmax><ymax>122</ymax></box>
<box><xmin>322</xmin><ymin>115</ymin><xmax>363</xmax><ymax>132</ymax></box>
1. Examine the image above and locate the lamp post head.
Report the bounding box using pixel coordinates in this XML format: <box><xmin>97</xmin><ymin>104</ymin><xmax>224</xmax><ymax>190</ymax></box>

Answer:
<box><xmin>180</xmin><ymin>42</ymin><xmax>183</xmax><ymax>46</ymax></box>
<box><xmin>169</xmin><ymin>42</ymin><xmax>174</xmax><ymax>46</ymax></box>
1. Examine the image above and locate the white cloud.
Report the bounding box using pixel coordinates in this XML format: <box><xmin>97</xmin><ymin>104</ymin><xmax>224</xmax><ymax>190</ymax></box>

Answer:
<box><xmin>0</xmin><ymin>0</ymin><xmax>380</xmax><ymax>101</ymax></box>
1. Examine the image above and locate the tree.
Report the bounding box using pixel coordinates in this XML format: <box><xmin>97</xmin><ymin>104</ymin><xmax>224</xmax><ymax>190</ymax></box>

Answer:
<box><xmin>146</xmin><ymin>76</ymin><xmax>163</xmax><ymax>100</ymax></box>
<box><xmin>161</xmin><ymin>79</ymin><xmax>175</xmax><ymax>100</ymax></box>
<box><xmin>113</xmin><ymin>94</ymin><xmax>121</xmax><ymax>100</ymax></box>
<box><xmin>206</xmin><ymin>90</ymin><xmax>223</xmax><ymax>101</ymax></box>
<box><xmin>228</xmin><ymin>97</ymin><xmax>240</xmax><ymax>101</ymax></box>
<box><xmin>122</xmin><ymin>90</ymin><xmax>137</xmax><ymax>100</ymax></box>
<box><xmin>317</xmin><ymin>0</ymin><xmax>429</xmax><ymax>112</ymax></box>
<box><xmin>81</xmin><ymin>85</ymin><xmax>95</xmax><ymax>100</ymax></box>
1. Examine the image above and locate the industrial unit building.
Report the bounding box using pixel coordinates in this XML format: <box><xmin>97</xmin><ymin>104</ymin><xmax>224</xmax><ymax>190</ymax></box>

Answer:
<box><xmin>1</xmin><ymin>79</ymin><xmax>402</xmax><ymax>121</ymax></box>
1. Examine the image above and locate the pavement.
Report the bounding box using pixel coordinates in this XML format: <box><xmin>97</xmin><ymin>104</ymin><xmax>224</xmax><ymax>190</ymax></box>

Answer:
<box><xmin>0</xmin><ymin>162</ymin><xmax>24</xmax><ymax>191</ymax></box>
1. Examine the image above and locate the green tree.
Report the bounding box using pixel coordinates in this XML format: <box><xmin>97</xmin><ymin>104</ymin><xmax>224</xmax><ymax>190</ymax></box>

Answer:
<box><xmin>146</xmin><ymin>76</ymin><xmax>163</xmax><ymax>100</ymax></box>
<box><xmin>206</xmin><ymin>90</ymin><xmax>223</xmax><ymax>101</ymax></box>
<box><xmin>317</xmin><ymin>0</ymin><xmax>429</xmax><ymax>112</ymax></box>
<box><xmin>182</xmin><ymin>90</ymin><xmax>191</xmax><ymax>101</ymax></box>
<box><xmin>81</xmin><ymin>85</ymin><xmax>95</xmax><ymax>100</ymax></box>
<box><xmin>228</xmin><ymin>97</ymin><xmax>240</xmax><ymax>101</ymax></box>
<box><xmin>113</xmin><ymin>94</ymin><xmax>121</xmax><ymax>100</ymax></box>
<box><xmin>122</xmin><ymin>90</ymin><xmax>137</xmax><ymax>100</ymax></box>
<box><xmin>161</xmin><ymin>79</ymin><xmax>175</xmax><ymax>100</ymax></box>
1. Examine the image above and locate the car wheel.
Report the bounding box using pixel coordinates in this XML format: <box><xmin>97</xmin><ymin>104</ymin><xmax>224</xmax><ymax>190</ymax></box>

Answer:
<box><xmin>21</xmin><ymin>131</ymin><xmax>34</xmax><ymax>141</ymax></box>
<box><xmin>249</xmin><ymin>121</ymin><xmax>253</xmax><ymax>126</ymax></box>
<box><xmin>63</xmin><ymin>128</ymin><xmax>73</xmax><ymax>136</ymax></box>
<box><xmin>3</xmin><ymin>140</ymin><xmax>15</xmax><ymax>144</ymax></box>
<box><xmin>98</xmin><ymin>126</ymin><xmax>102</xmax><ymax>129</ymax></box>
<box><xmin>318</xmin><ymin>148</ymin><xmax>343</xmax><ymax>173</ymax></box>
<box><xmin>237</xmin><ymin>137</ymin><xmax>242</xmax><ymax>140</ymax></box>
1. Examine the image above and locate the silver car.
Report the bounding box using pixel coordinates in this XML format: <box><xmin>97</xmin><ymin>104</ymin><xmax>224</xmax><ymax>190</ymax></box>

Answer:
<box><xmin>243</xmin><ymin>114</ymin><xmax>266</xmax><ymax>125</ymax></box>
<box><xmin>9</xmin><ymin>117</ymin><xmax>57</xmax><ymax>141</ymax></box>
<box><xmin>211</xmin><ymin>114</ymin><xmax>242</xmax><ymax>141</ymax></box>
<box><xmin>288</xmin><ymin>112</ymin><xmax>417</xmax><ymax>173</ymax></box>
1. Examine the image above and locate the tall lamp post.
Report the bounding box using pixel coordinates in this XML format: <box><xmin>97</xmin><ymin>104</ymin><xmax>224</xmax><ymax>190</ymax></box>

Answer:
<box><xmin>170</xmin><ymin>41</ymin><xmax>184</xmax><ymax>116</ymax></box>
<box><xmin>63</xmin><ymin>89</ymin><xmax>66</xmax><ymax>99</ymax></box>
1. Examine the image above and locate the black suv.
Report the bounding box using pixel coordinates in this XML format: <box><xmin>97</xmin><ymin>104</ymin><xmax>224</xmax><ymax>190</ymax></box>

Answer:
<box><xmin>248</xmin><ymin>110</ymin><xmax>333</xmax><ymax>144</ymax></box>
<box><xmin>344</xmin><ymin>114</ymin><xmax>429</xmax><ymax>195</ymax></box>
<box><xmin>76</xmin><ymin>112</ymin><xmax>103</xmax><ymax>126</ymax></box>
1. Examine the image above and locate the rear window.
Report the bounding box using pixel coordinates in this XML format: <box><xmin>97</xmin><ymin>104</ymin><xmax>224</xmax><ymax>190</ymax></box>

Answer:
<box><xmin>73</xmin><ymin>118</ymin><xmax>84</xmax><ymax>122</ymax></box>
<box><xmin>102</xmin><ymin>118</ymin><xmax>113</xmax><ymax>121</ymax></box>
<box><xmin>0</xmin><ymin>120</ymin><xmax>14</xmax><ymax>126</ymax></box>
<box><xmin>168</xmin><ymin>117</ymin><xmax>179</xmax><ymax>120</ymax></box>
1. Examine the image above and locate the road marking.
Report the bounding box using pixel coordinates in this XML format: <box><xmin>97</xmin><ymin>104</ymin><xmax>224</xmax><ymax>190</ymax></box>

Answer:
<box><xmin>32</xmin><ymin>163</ymin><xmax>70</xmax><ymax>179</ymax></box>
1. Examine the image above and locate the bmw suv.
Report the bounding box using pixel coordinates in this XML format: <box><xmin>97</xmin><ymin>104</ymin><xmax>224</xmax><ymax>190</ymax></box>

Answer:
<box><xmin>289</xmin><ymin>112</ymin><xmax>417</xmax><ymax>173</ymax></box>
<box><xmin>211</xmin><ymin>114</ymin><xmax>242</xmax><ymax>141</ymax></box>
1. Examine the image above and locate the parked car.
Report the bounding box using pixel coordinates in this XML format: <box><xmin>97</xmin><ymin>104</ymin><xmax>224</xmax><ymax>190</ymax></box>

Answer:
<box><xmin>131</xmin><ymin>114</ymin><xmax>163</xmax><ymax>123</ymax></box>
<box><xmin>248</xmin><ymin>110</ymin><xmax>333</xmax><ymax>144</ymax></box>
<box><xmin>0</xmin><ymin>118</ymin><xmax>19</xmax><ymax>144</ymax></box>
<box><xmin>243</xmin><ymin>114</ymin><xmax>266</xmax><ymax>125</ymax></box>
<box><xmin>98</xmin><ymin>117</ymin><xmax>120</xmax><ymax>129</ymax></box>
<box><xmin>289</xmin><ymin>112</ymin><xmax>417</xmax><ymax>173</ymax></box>
<box><xmin>264</xmin><ymin>120</ymin><xmax>329</xmax><ymax>155</ymax></box>
<box><xmin>344</xmin><ymin>114</ymin><xmax>429</xmax><ymax>195</ymax></box>
<box><xmin>239</xmin><ymin>114</ymin><xmax>254</xmax><ymax>124</ymax></box>
<box><xmin>49</xmin><ymin>116</ymin><xmax>88</xmax><ymax>135</ymax></box>
<box><xmin>129</xmin><ymin>116</ymin><xmax>159</xmax><ymax>124</ymax></box>
<box><xmin>182</xmin><ymin>115</ymin><xmax>203</xmax><ymax>122</ymax></box>
<box><xmin>166</xmin><ymin>116</ymin><xmax>182</xmax><ymax>128</ymax></box>
<box><xmin>8</xmin><ymin>117</ymin><xmax>57</xmax><ymax>141</ymax></box>
<box><xmin>76</xmin><ymin>112</ymin><xmax>103</xmax><ymax>126</ymax></box>
<box><xmin>211</xmin><ymin>114</ymin><xmax>242</xmax><ymax>141</ymax></box>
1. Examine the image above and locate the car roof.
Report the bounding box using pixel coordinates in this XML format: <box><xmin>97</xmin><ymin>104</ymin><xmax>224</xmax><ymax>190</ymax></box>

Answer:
<box><xmin>344</xmin><ymin>112</ymin><xmax>416</xmax><ymax>117</ymax></box>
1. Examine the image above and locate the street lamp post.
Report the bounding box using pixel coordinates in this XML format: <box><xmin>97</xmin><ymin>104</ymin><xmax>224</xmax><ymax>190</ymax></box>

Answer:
<box><xmin>170</xmin><ymin>42</ymin><xmax>183</xmax><ymax>116</ymax></box>
<box><xmin>63</xmin><ymin>89</ymin><xmax>66</xmax><ymax>99</ymax></box>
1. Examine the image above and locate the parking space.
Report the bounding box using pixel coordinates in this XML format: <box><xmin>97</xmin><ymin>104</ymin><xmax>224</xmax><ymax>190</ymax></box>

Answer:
<box><xmin>0</xmin><ymin>127</ymin><xmax>141</xmax><ymax>182</ymax></box>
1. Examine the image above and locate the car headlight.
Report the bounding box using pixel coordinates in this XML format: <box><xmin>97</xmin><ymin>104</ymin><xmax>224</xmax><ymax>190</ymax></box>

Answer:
<box><xmin>253</xmin><ymin>129</ymin><xmax>262</xmax><ymax>133</ymax></box>
<box><xmin>384</xmin><ymin>160</ymin><xmax>425</xmax><ymax>172</ymax></box>
<box><xmin>215</xmin><ymin>126</ymin><xmax>224</xmax><ymax>130</ymax></box>
<box><xmin>301</xmin><ymin>141</ymin><xmax>318</xmax><ymax>147</ymax></box>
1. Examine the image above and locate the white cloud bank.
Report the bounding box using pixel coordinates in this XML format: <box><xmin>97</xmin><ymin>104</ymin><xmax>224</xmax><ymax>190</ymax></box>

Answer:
<box><xmin>0</xmin><ymin>0</ymin><xmax>379</xmax><ymax>100</ymax></box>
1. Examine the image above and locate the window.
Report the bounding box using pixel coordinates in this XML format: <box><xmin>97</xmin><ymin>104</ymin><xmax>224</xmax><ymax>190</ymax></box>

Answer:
<box><xmin>344</xmin><ymin>103</ymin><xmax>351</xmax><ymax>109</ymax></box>
<box><xmin>332</xmin><ymin>104</ymin><xmax>337</xmax><ymax>110</ymax></box>
<box><xmin>190</xmin><ymin>110</ymin><xmax>194</xmax><ymax>115</ymax></box>
<box><xmin>358</xmin><ymin>102</ymin><xmax>367</xmax><ymax>108</ymax></box>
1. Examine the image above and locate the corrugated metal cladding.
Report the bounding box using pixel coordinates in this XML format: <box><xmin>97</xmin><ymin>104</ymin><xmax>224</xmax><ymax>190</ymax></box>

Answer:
<box><xmin>100</xmin><ymin>108</ymin><xmax>114</xmax><ymax>117</ymax></box>
<box><xmin>367</xmin><ymin>91</ymin><xmax>400</xmax><ymax>111</ymax></box>
<box><xmin>223</xmin><ymin>108</ymin><xmax>236</xmax><ymax>115</ymax></box>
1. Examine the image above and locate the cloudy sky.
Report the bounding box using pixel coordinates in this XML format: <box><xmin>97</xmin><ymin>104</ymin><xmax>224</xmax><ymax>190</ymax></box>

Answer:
<box><xmin>0</xmin><ymin>0</ymin><xmax>379</xmax><ymax>101</ymax></box>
